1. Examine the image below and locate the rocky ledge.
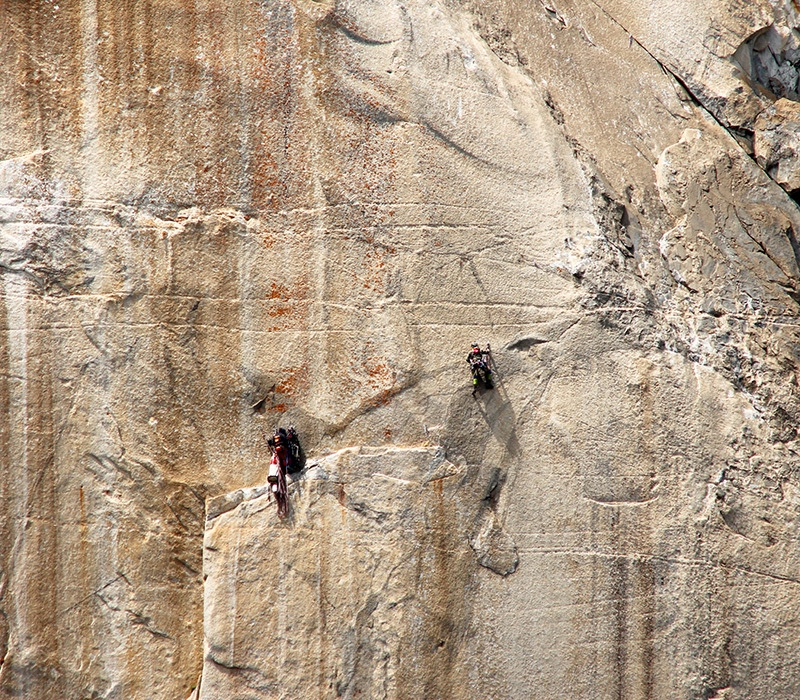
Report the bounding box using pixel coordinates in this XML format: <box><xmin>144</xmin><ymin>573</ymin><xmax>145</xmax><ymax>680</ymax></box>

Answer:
<box><xmin>199</xmin><ymin>446</ymin><xmax>517</xmax><ymax>699</ymax></box>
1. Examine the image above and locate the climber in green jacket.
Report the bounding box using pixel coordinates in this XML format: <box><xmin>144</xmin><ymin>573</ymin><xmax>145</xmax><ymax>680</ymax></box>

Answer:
<box><xmin>467</xmin><ymin>343</ymin><xmax>493</xmax><ymax>395</ymax></box>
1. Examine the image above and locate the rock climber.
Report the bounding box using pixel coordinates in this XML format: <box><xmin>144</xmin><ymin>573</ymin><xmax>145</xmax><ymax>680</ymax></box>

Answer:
<box><xmin>467</xmin><ymin>343</ymin><xmax>493</xmax><ymax>395</ymax></box>
<box><xmin>267</xmin><ymin>427</ymin><xmax>291</xmax><ymax>517</ymax></box>
<box><xmin>266</xmin><ymin>426</ymin><xmax>304</xmax><ymax>515</ymax></box>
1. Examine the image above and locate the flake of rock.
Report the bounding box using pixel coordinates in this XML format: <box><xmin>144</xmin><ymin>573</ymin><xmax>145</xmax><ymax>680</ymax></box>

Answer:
<box><xmin>755</xmin><ymin>98</ymin><xmax>800</xmax><ymax>191</ymax></box>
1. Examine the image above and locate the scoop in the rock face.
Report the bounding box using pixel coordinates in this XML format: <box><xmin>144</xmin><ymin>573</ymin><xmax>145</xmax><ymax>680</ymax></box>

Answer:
<box><xmin>737</xmin><ymin>3</ymin><xmax>800</xmax><ymax>104</ymax></box>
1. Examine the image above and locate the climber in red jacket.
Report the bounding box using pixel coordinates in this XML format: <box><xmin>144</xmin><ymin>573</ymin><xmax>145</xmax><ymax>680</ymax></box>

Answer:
<box><xmin>267</xmin><ymin>427</ymin><xmax>291</xmax><ymax>516</ymax></box>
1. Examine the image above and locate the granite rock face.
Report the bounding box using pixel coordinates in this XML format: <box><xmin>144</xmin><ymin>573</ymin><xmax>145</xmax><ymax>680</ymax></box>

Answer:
<box><xmin>3</xmin><ymin>1</ymin><xmax>800</xmax><ymax>699</ymax></box>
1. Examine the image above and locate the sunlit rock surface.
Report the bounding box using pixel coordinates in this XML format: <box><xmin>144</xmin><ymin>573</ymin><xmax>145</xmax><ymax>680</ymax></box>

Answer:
<box><xmin>3</xmin><ymin>1</ymin><xmax>800</xmax><ymax>699</ymax></box>
<box><xmin>201</xmin><ymin>447</ymin><xmax>482</xmax><ymax>700</ymax></box>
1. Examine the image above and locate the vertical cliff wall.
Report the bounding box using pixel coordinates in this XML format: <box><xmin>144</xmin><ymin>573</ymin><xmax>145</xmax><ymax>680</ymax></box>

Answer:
<box><xmin>3</xmin><ymin>0</ymin><xmax>800</xmax><ymax>698</ymax></box>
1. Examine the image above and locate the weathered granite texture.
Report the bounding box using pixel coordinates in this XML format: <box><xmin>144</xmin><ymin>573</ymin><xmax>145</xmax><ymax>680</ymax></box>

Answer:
<box><xmin>201</xmin><ymin>447</ymin><xmax>498</xmax><ymax>700</ymax></box>
<box><xmin>3</xmin><ymin>0</ymin><xmax>800</xmax><ymax>699</ymax></box>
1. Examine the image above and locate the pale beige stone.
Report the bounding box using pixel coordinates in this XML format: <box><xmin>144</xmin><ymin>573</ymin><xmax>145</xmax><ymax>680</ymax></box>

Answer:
<box><xmin>587</xmin><ymin>0</ymin><xmax>773</xmax><ymax>130</ymax></box>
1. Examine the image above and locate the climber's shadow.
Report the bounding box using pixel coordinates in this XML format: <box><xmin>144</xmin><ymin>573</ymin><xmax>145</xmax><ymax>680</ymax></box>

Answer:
<box><xmin>287</xmin><ymin>442</ymin><xmax>307</xmax><ymax>475</ymax></box>
<box><xmin>472</xmin><ymin>372</ymin><xmax>520</xmax><ymax>458</ymax></box>
<box><xmin>281</xmin><ymin>439</ymin><xmax>311</xmax><ymax>525</ymax></box>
